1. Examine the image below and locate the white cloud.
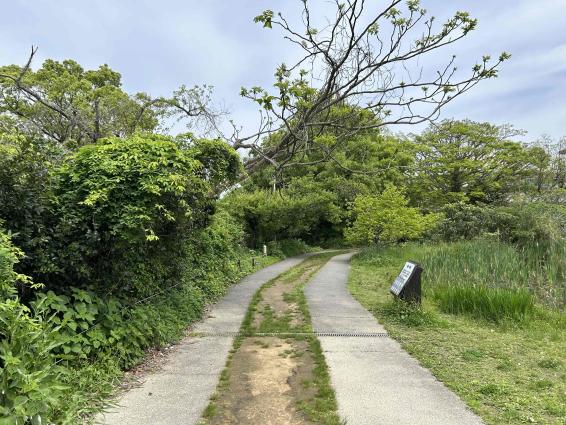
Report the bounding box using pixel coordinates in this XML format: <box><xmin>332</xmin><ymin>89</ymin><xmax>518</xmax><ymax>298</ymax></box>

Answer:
<box><xmin>0</xmin><ymin>0</ymin><xmax>564</xmax><ymax>139</ymax></box>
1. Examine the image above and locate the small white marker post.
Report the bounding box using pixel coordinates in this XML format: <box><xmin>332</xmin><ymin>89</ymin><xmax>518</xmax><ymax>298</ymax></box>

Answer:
<box><xmin>262</xmin><ymin>244</ymin><xmax>267</xmax><ymax>257</ymax></box>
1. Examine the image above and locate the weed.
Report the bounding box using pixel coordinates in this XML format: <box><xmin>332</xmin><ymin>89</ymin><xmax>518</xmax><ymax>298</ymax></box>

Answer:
<box><xmin>538</xmin><ymin>359</ymin><xmax>561</xmax><ymax>369</ymax></box>
<box><xmin>461</xmin><ymin>349</ymin><xmax>485</xmax><ymax>362</ymax></box>
<box><xmin>380</xmin><ymin>299</ymin><xmax>442</xmax><ymax>327</ymax></box>
<box><xmin>479</xmin><ymin>383</ymin><xmax>505</xmax><ymax>396</ymax></box>
<box><xmin>202</xmin><ymin>403</ymin><xmax>217</xmax><ymax>418</ymax></box>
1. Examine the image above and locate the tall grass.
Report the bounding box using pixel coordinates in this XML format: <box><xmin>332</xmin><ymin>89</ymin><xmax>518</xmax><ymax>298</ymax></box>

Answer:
<box><xmin>433</xmin><ymin>284</ymin><xmax>534</xmax><ymax>323</ymax></box>
<box><xmin>359</xmin><ymin>238</ymin><xmax>566</xmax><ymax>322</ymax></box>
<box><xmin>420</xmin><ymin>239</ymin><xmax>565</xmax><ymax>310</ymax></box>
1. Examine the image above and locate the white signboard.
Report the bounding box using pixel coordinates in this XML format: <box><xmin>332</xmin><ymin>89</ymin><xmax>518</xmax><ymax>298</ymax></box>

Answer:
<box><xmin>390</xmin><ymin>261</ymin><xmax>416</xmax><ymax>296</ymax></box>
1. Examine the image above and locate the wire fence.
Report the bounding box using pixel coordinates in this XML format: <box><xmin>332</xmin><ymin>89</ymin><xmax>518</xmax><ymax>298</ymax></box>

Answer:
<box><xmin>52</xmin><ymin>256</ymin><xmax>263</xmax><ymax>366</ymax></box>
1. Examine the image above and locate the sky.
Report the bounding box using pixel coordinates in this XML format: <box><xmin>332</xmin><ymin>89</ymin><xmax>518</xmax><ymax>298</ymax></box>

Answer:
<box><xmin>1</xmin><ymin>0</ymin><xmax>565</xmax><ymax>142</ymax></box>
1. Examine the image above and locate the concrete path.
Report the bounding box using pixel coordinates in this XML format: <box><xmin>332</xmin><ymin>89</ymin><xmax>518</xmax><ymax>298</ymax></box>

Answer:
<box><xmin>305</xmin><ymin>253</ymin><xmax>483</xmax><ymax>425</ymax></box>
<box><xmin>98</xmin><ymin>254</ymin><xmax>311</xmax><ymax>425</ymax></box>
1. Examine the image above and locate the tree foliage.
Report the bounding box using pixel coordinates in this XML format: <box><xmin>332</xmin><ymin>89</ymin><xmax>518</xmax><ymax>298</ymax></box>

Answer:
<box><xmin>0</xmin><ymin>58</ymin><xmax>158</xmax><ymax>149</ymax></box>
<box><xmin>236</xmin><ymin>0</ymin><xmax>510</xmax><ymax>175</ymax></box>
<box><xmin>231</xmin><ymin>105</ymin><xmax>419</xmax><ymax>244</ymax></box>
<box><xmin>223</xmin><ymin>188</ymin><xmax>342</xmax><ymax>247</ymax></box>
<box><xmin>0</xmin><ymin>51</ymin><xmax>223</xmax><ymax>154</ymax></box>
<box><xmin>345</xmin><ymin>185</ymin><xmax>440</xmax><ymax>244</ymax></box>
<box><xmin>411</xmin><ymin>120</ymin><xmax>535</xmax><ymax>207</ymax></box>
<box><xmin>527</xmin><ymin>135</ymin><xmax>566</xmax><ymax>200</ymax></box>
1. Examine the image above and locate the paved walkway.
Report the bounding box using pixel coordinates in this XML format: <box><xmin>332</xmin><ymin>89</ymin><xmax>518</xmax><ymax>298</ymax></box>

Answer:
<box><xmin>305</xmin><ymin>253</ymin><xmax>484</xmax><ymax>425</ymax></box>
<box><xmin>98</xmin><ymin>254</ymin><xmax>311</xmax><ymax>425</ymax></box>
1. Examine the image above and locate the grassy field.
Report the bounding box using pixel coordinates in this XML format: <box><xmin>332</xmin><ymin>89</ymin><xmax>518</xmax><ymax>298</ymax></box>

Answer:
<box><xmin>349</xmin><ymin>240</ymin><xmax>566</xmax><ymax>425</ymax></box>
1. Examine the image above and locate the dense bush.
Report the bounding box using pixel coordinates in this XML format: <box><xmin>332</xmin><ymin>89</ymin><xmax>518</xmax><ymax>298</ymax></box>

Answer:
<box><xmin>345</xmin><ymin>185</ymin><xmax>440</xmax><ymax>245</ymax></box>
<box><xmin>267</xmin><ymin>239</ymin><xmax>312</xmax><ymax>258</ymax></box>
<box><xmin>431</xmin><ymin>203</ymin><xmax>515</xmax><ymax>241</ymax></box>
<box><xmin>0</xmin><ymin>127</ymin><xmax>56</xmax><ymax>282</ymax></box>
<box><xmin>223</xmin><ymin>189</ymin><xmax>342</xmax><ymax>247</ymax></box>
<box><xmin>33</xmin><ymin>135</ymin><xmax>239</xmax><ymax>299</ymax></box>
<box><xmin>46</xmin><ymin>135</ymin><xmax>206</xmax><ymax>295</ymax></box>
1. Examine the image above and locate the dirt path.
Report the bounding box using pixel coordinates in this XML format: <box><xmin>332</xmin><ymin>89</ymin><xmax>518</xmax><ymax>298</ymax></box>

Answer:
<box><xmin>201</xmin><ymin>254</ymin><xmax>341</xmax><ymax>425</ymax></box>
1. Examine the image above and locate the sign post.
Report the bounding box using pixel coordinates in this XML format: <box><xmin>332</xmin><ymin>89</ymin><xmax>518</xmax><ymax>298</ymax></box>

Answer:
<box><xmin>390</xmin><ymin>261</ymin><xmax>423</xmax><ymax>303</ymax></box>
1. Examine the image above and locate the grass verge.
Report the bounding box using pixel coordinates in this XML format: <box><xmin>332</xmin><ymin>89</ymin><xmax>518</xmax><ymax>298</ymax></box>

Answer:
<box><xmin>349</xmin><ymin>243</ymin><xmax>566</xmax><ymax>425</ymax></box>
<box><xmin>201</xmin><ymin>252</ymin><xmax>344</xmax><ymax>425</ymax></box>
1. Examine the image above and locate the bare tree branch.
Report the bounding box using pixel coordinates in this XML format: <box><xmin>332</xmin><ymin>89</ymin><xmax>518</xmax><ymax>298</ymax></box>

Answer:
<box><xmin>240</xmin><ymin>0</ymin><xmax>510</xmax><ymax>178</ymax></box>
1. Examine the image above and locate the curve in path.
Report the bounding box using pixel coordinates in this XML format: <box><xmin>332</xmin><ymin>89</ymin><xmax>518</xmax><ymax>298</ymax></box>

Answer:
<box><xmin>305</xmin><ymin>252</ymin><xmax>484</xmax><ymax>425</ymax></box>
<box><xmin>98</xmin><ymin>254</ymin><xmax>313</xmax><ymax>425</ymax></box>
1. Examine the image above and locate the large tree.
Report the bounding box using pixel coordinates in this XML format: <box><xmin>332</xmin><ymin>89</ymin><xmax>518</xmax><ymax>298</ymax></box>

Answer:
<box><xmin>2</xmin><ymin>1</ymin><xmax>509</xmax><ymax>177</ymax></box>
<box><xmin>0</xmin><ymin>51</ymin><xmax>223</xmax><ymax>153</ymax></box>
<box><xmin>0</xmin><ymin>57</ymin><xmax>157</xmax><ymax>149</ymax></box>
<box><xmin>411</xmin><ymin>120</ymin><xmax>535</xmax><ymax>207</ymax></box>
<box><xmin>529</xmin><ymin>135</ymin><xmax>566</xmax><ymax>195</ymax></box>
<box><xmin>233</xmin><ymin>0</ymin><xmax>510</xmax><ymax>177</ymax></box>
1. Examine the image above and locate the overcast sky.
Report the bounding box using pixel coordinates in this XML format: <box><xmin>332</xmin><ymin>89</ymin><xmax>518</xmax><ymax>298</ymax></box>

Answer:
<box><xmin>2</xmin><ymin>0</ymin><xmax>565</xmax><ymax>141</ymax></box>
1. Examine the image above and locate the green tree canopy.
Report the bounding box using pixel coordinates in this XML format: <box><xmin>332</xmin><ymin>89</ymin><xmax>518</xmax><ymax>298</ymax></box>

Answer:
<box><xmin>0</xmin><ymin>59</ymin><xmax>159</xmax><ymax>150</ymax></box>
<box><xmin>233</xmin><ymin>105</ymin><xmax>418</xmax><ymax>244</ymax></box>
<box><xmin>411</xmin><ymin>120</ymin><xmax>536</xmax><ymax>208</ymax></box>
<box><xmin>345</xmin><ymin>185</ymin><xmax>440</xmax><ymax>245</ymax></box>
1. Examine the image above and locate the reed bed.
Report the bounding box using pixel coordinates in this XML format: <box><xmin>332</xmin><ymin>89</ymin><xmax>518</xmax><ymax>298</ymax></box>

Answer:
<box><xmin>359</xmin><ymin>238</ymin><xmax>566</xmax><ymax>321</ymax></box>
